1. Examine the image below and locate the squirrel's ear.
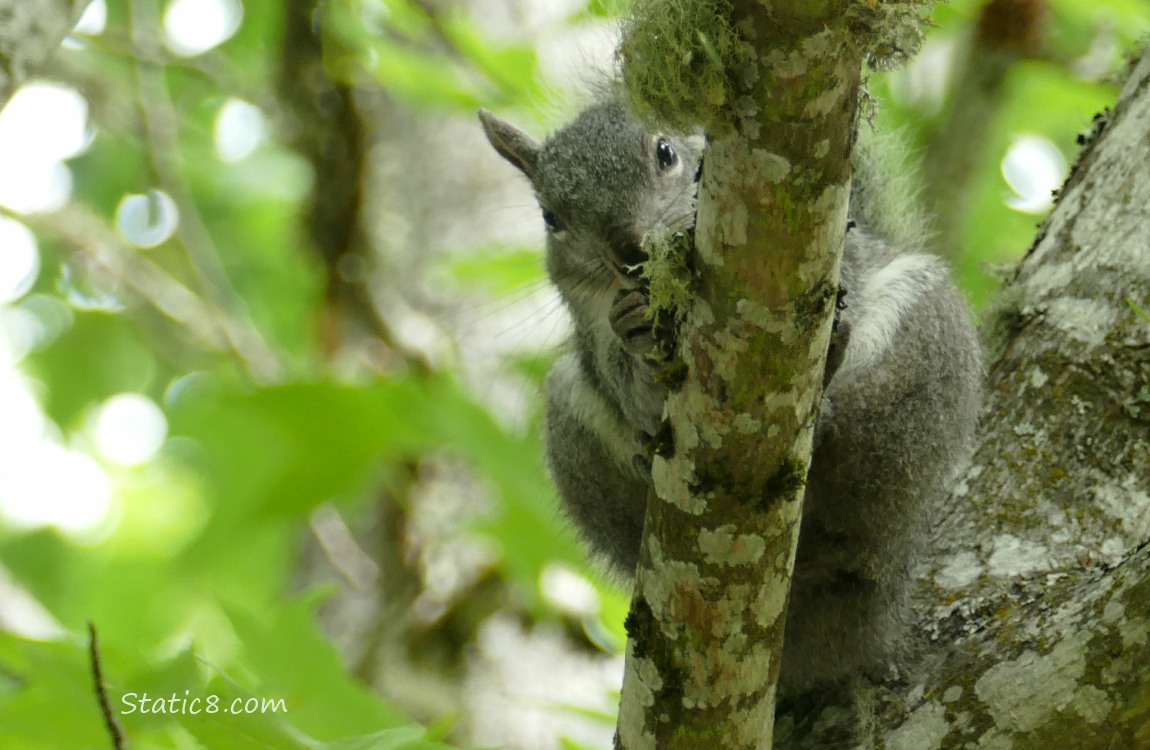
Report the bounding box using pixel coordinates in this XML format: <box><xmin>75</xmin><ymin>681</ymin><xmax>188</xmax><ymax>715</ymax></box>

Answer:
<box><xmin>478</xmin><ymin>109</ymin><xmax>540</xmax><ymax>181</ymax></box>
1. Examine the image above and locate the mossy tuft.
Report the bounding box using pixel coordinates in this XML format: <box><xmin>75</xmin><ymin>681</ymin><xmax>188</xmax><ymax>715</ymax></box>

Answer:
<box><xmin>618</xmin><ymin>0</ymin><xmax>753</xmax><ymax>133</ymax></box>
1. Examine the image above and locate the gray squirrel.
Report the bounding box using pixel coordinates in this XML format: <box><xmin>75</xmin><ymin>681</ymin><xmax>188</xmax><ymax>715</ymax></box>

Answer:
<box><xmin>479</xmin><ymin>99</ymin><xmax>983</xmax><ymax>695</ymax></box>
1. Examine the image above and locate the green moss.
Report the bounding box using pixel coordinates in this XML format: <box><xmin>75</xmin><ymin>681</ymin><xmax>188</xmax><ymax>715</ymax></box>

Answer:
<box><xmin>623</xmin><ymin>596</ymin><xmax>686</xmax><ymax>707</ymax></box>
<box><xmin>844</xmin><ymin>1</ymin><xmax>933</xmax><ymax>70</ymax></box>
<box><xmin>618</xmin><ymin>0</ymin><xmax>753</xmax><ymax>133</ymax></box>
<box><xmin>652</xmin><ymin>358</ymin><xmax>688</xmax><ymax>388</ymax></box>
<box><xmin>652</xmin><ymin>417</ymin><xmax>676</xmax><ymax>458</ymax></box>
<box><xmin>761</xmin><ymin>456</ymin><xmax>808</xmax><ymax>506</ymax></box>
<box><xmin>624</xmin><ymin>596</ymin><xmax>657</xmax><ymax>658</ymax></box>
<box><xmin>643</xmin><ymin>229</ymin><xmax>693</xmax><ymax>386</ymax></box>
<box><xmin>644</xmin><ymin>230</ymin><xmax>694</xmax><ymax>327</ymax></box>
<box><xmin>619</xmin><ymin>0</ymin><xmax>931</xmax><ymax>135</ymax></box>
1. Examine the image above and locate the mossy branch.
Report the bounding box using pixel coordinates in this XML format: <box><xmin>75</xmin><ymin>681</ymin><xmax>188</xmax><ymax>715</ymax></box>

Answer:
<box><xmin>613</xmin><ymin>2</ymin><xmax>936</xmax><ymax>748</ymax></box>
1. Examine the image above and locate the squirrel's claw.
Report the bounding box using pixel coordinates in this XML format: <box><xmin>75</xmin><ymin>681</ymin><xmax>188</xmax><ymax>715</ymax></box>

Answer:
<box><xmin>610</xmin><ymin>288</ymin><xmax>657</xmax><ymax>359</ymax></box>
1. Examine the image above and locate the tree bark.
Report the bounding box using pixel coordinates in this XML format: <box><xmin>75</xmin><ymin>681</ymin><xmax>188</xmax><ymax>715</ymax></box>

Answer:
<box><xmin>613</xmin><ymin>2</ymin><xmax>932</xmax><ymax>747</ymax></box>
<box><xmin>777</xmin><ymin>41</ymin><xmax>1150</xmax><ymax>749</ymax></box>
<box><xmin>0</xmin><ymin>0</ymin><xmax>90</xmax><ymax>110</ymax></box>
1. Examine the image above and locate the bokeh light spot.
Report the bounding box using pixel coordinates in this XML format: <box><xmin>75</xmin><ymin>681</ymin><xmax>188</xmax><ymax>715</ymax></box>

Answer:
<box><xmin>0</xmin><ymin>217</ymin><xmax>40</xmax><ymax>304</ymax></box>
<box><xmin>94</xmin><ymin>393</ymin><xmax>169</xmax><ymax>467</ymax></box>
<box><xmin>115</xmin><ymin>189</ymin><xmax>180</xmax><ymax>248</ymax></box>
<box><xmin>163</xmin><ymin>0</ymin><xmax>243</xmax><ymax>58</ymax></box>
<box><xmin>1002</xmin><ymin>135</ymin><xmax>1067</xmax><ymax>214</ymax></box>
<box><xmin>214</xmin><ymin>98</ymin><xmax>267</xmax><ymax>162</ymax></box>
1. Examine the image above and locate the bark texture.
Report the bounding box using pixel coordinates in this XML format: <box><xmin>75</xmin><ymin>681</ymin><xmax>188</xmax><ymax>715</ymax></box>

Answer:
<box><xmin>777</xmin><ymin>42</ymin><xmax>1150</xmax><ymax>749</ymax></box>
<box><xmin>613</xmin><ymin>2</ymin><xmax>933</xmax><ymax>748</ymax></box>
<box><xmin>0</xmin><ymin>0</ymin><xmax>90</xmax><ymax>110</ymax></box>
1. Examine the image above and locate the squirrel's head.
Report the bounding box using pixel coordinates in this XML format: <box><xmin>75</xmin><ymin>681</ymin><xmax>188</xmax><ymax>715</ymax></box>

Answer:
<box><xmin>479</xmin><ymin>101</ymin><xmax>702</xmax><ymax>312</ymax></box>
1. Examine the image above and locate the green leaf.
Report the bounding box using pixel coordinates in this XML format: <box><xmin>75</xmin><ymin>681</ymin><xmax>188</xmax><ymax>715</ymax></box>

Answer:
<box><xmin>220</xmin><ymin>595</ymin><xmax>404</xmax><ymax>741</ymax></box>
<box><xmin>0</xmin><ymin>634</ymin><xmax>107</xmax><ymax>749</ymax></box>
<box><xmin>23</xmin><ymin>310</ymin><xmax>159</xmax><ymax>428</ymax></box>
<box><xmin>326</xmin><ymin>725</ymin><xmax>456</xmax><ymax>750</ymax></box>
<box><xmin>433</xmin><ymin>245</ymin><xmax>546</xmax><ymax>296</ymax></box>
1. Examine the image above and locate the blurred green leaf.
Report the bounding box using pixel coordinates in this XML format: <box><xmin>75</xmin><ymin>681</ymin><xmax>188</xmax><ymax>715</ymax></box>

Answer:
<box><xmin>434</xmin><ymin>245</ymin><xmax>546</xmax><ymax>296</ymax></box>
<box><xmin>221</xmin><ymin>595</ymin><xmax>404</xmax><ymax>741</ymax></box>
<box><xmin>23</xmin><ymin>310</ymin><xmax>160</xmax><ymax>428</ymax></box>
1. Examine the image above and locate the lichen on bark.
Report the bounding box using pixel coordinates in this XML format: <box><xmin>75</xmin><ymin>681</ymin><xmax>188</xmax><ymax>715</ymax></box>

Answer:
<box><xmin>614</xmin><ymin>2</ymin><xmax>939</xmax><ymax>748</ymax></box>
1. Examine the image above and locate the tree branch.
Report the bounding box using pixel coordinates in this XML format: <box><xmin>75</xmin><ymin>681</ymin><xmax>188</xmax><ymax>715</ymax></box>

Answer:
<box><xmin>922</xmin><ymin>0</ymin><xmax>1047</xmax><ymax>258</ymax></box>
<box><xmin>776</xmin><ymin>40</ymin><xmax>1150</xmax><ymax>749</ymax></box>
<box><xmin>87</xmin><ymin>622</ymin><xmax>126</xmax><ymax>750</ymax></box>
<box><xmin>613</xmin><ymin>1</ymin><xmax>934</xmax><ymax>747</ymax></box>
<box><xmin>126</xmin><ymin>0</ymin><xmax>283</xmax><ymax>382</ymax></box>
<box><xmin>0</xmin><ymin>0</ymin><xmax>90</xmax><ymax>110</ymax></box>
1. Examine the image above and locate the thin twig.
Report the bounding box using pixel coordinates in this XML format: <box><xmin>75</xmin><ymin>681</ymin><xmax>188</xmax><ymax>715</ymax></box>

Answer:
<box><xmin>87</xmin><ymin>622</ymin><xmax>126</xmax><ymax>750</ymax></box>
<box><xmin>276</xmin><ymin>0</ymin><xmax>432</xmax><ymax>373</ymax></box>
<box><xmin>14</xmin><ymin>203</ymin><xmax>229</xmax><ymax>352</ymax></box>
<box><xmin>126</xmin><ymin>0</ymin><xmax>283</xmax><ymax>382</ymax></box>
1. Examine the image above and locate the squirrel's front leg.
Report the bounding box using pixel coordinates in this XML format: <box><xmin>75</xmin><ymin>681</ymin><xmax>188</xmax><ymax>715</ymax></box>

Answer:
<box><xmin>609</xmin><ymin>288</ymin><xmax>658</xmax><ymax>361</ymax></box>
<box><xmin>591</xmin><ymin>287</ymin><xmax>668</xmax><ymax>442</ymax></box>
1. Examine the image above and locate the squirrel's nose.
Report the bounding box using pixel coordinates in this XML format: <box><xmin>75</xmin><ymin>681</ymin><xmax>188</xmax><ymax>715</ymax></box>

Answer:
<box><xmin>609</xmin><ymin>228</ymin><xmax>648</xmax><ymax>276</ymax></box>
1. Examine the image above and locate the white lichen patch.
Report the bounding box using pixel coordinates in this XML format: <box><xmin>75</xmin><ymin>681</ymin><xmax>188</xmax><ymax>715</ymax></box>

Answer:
<box><xmin>1101</xmin><ymin>654</ymin><xmax>1133</xmax><ymax>684</ymax></box>
<box><xmin>616</xmin><ymin>657</ymin><xmax>657</xmax><ymax>749</ymax></box>
<box><xmin>1100</xmin><ymin>537</ymin><xmax>1125</xmax><ymax>564</ymax></box>
<box><xmin>804</xmin><ymin>72</ymin><xmax>849</xmax><ymax>118</ymax></box>
<box><xmin>665</xmin><ymin>388</ymin><xmax>699</xmax><ymax>451</ymax></box>
<box><xmin>885</xmin><ymin>701</ymin><xmax>949</xmax><ymax>750</ymax></box>
<box><xmin>717</xmin><ymin>199</ymin><xmax>749</xmax><ymax>247</ymax></box>
<box><xmin>681</xmin><ymin>641</ymin><xmax>773</xmax><ymax>710</ymax></box>
<box><xmin>942</xmin><ymin>685</ymin><xmax>963</xmax><ymax>703</ymax></box>
<box><xmin>703</xmin><ymin>324</ymin><xmax>750</xmax><ymax>382</ymax></box>
<box><xmin>731</xmin><ymin>696</ymin><xmax>774</xmax><ymax>746</ymax></box>
<box><xmin>651</xmin><ymin>454</ymin><xmax>706</xmax><ymax>515</ymax></box>
<box><xmin>1029</xmin><ymin>366</ymin><xmax>1049</xmax><ymax>389</ymax></box>
<box><xmin>1120</xmin><ymin>615</ymin><xmax>1149</xmax><ymax>650</ymax></box>
<box><xmin>698</xmin><ymin>524</ymin><xmax>767</xmax><ymax>566</ymax></box>
<box><xmin>709</xmin><ymin>587</ymin><xmax>753</xmax><ymax>641</ymax></box>
<box><xmin>1023</xmin><ymin>259</ymin><xmax>1075</xmax><ymax>299</ymax></box>
<box><xmin>750</xmin><ymin>148</ymin><xmax>791</xmax><ymax>184</ymax></box>
<box><xmin>634</xmin><ymin>653</ymin><xmax>662</xmax><ymax>705</ymax></box>
<box><xmin>987</xmin><ymin>534</ymin><xmax>1051</xmax><ymax>578</ymax></box>
<box><xmin>755</xmin><ymin>577</ymin><xmax>788</xmax><ymax>628</ymax></box>
<box><xmin>1092</xmin><ymin>476</ymin><xmax>1150</xmax><ymax>545</ymax></box>
<box><xmin>692</xmin><ymin>296</ymin><xmax>716</xmax><ymax>326</ymax></box>
<box><xmin>1043</xmin><ymin>297</ymin><xmax>1117</xmax><ymax>348</ymax></box>
<box><xmin>1101</xmin><ymin>598</ymin><xmax>1124</xmax><ymax>626</ymax></box>
<box><xmin>641</xmin><ymin>540</ymin><xmax>721</xmax><ymax>640</ymax></box>
<box><xmin>974</xmin><ymin>631</ymin><xmax>1089</xmax><ymax>733</ymax></box>
<box><xmin>935</xmin><ymin>550</ymin><xmax>984</xmax><ymax>589</ymax></box>
<box><xmin>693</xmin><ymin>200</ymin><xmax>723</xmax><ymax>268</ymax></box>
<box><xmin>1069</xmin><ymin>685</ymin><xmax>1113</xmax><ymax>725</ymax></box>
<box><xmin>733</xmin><ymin>412</ymin><xmax>762</xmax><ymax>434</ymax></box>
<box><xmin>765</xmin><ymin>46</ymin><xmax>811</xmax><ymax>78</ymax></box>
<box><xmin>672</xmin><ymin>377</ymin><xmax>727</xmax><ymax>451</ymax></box>
<box><xmin>1011</xmin><ymin>421</ymin><xmax>1036</xmax><ymax>437</ymax></box>
<box><xmin>735</xmin><ymin>298</ymin><xmax>789</xmax><ymax>336</ymax></box>
<box><xmin>977</xmin><ymin>728</ymin><xmax>1015</xmax><ymax>750</ymax></box>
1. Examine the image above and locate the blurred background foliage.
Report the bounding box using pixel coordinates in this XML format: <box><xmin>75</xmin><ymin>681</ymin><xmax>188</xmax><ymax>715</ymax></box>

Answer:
<box><xmin>0</xmin><ymin>0</ymin><xmax>1146</xmax><ymax>748</ymax></box>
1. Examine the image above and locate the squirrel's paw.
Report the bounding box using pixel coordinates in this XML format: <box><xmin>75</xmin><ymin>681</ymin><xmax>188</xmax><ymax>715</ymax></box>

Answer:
<box><xmin>610</xmin><ymin>288</ymin><xmax>657</xmax><ymax>360</ymax></box>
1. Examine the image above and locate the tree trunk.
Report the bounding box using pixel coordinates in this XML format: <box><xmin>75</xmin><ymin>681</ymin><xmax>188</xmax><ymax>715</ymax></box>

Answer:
<box><xmin>777</xmin><ymin>41</ymin><xmax>1150</xmax><ymax>749</ymax></box>
<box><xmin>0</xmin><ymin>0</ymin><xmax>90</xmax><ymax>110</ymax></box>
<box><xmin>612</xmin><ymin>2</ymin><xmax>933</xmax><ymax>748</ymax></box>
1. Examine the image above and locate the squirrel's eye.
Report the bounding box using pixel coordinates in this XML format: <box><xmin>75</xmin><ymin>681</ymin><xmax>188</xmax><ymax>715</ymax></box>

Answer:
<box><xmin>655</xmin><ymin>138</ymin><xmax>677</xmax><ymax>171</ymax></box>
<box><xmin>541</xmin><ymin>206</ymin><xmax>565</xmax><ymax>232</ymax></box>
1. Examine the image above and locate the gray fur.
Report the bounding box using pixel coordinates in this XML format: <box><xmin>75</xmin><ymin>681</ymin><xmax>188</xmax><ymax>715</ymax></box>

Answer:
<box><xmin>479</xmin><ymin>101</ymin><xmax>983</xmax><ymax>695</ymax></box>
